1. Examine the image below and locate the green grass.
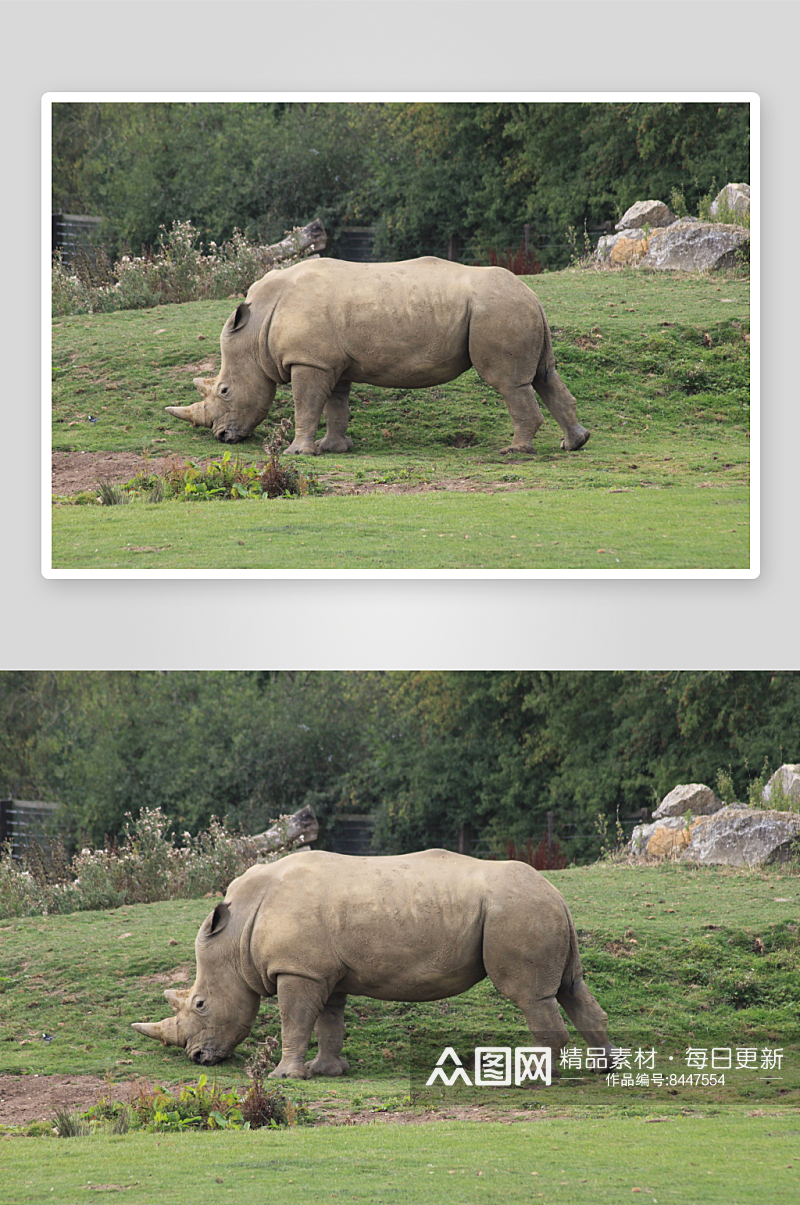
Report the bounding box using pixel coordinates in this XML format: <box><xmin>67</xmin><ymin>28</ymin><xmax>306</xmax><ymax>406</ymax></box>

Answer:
<box><xmin>2</xmin><ymin>863</ymin><xmax>796</xmax><ymax>1103</ymax></box>
<box><xmin>49</xmin><ymin>268</ymin><xmax>752</xmax><ymax>571</ymax></box>
<box><xmin>2</xmin><ymin>863</ymin><xmax>795</xmax><ymax>1201</ymax></box>
<box><xmin>3</xmin><ymin>1115</ymin><xmax>799</xmax><ymax>1205</ymax></box>
<box><xmin>50</xmin><ymin>486</ymin><xmax>750</xmax><ymax>571</ymax></box>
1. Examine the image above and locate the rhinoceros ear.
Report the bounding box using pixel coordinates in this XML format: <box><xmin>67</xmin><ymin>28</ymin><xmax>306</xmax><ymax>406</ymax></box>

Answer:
<box><xmin>200</xmin><ymin>901</ymin><xmax>230</xmax><ymax>940</ymax></box>
<box><xmin>229</xmin><ymin>302</ymin><xmax>250</xmax><ymax>333</ymax></box>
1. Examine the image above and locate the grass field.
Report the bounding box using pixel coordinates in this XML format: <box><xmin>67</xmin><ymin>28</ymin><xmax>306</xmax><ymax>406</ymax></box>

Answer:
<box><xmin>49</xmin><ymin>267</ymin><xmax>752</xmax><ymax>573</ymax></box>
<box><xmin>4</xmin><ymin>1114</ymin><xmax>799</xmax><ymax>1205</ymax></box>
<box><xmin>2</xmin><ymin>860</ymin><xmax>795</xmax><ymax>1201</ymax></box>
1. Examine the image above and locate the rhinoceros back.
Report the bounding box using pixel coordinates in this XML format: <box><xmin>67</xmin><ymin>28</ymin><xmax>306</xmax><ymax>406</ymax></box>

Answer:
<box><xmin>224</xmin><ymin>849</ymin><xmax>576</xmax><ymax>1003</ymax></box>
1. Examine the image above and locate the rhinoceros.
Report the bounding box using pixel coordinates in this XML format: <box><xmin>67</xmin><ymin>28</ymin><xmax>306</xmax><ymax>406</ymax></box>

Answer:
<box><xmin>132</xmin><ymin>850</ymin><xmax>616</xmax><ymax>1078</ymax></box>
<box><xmin>165</xmin><ymin>257</ymin><xmax>590</xmax><ymax>455</ymax></box>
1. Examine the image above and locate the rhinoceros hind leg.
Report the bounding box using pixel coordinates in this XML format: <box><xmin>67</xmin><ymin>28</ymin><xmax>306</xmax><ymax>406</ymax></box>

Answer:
<box><xmin>560</xmin><ymin>430</ymin><xmax>591</xmax><ymax>451</ymax></box>
<box><xmin>493</xmin><ymin>384</ymin><xmax>544</xmax><ymax>454</ymax></box>
<box><xmin>316</xmin><ymin>434</ymin><xmax>354</xmax><ymax>453</ymax></box>
<box><xmin>316</xmin><ymin>383</ymin><xmax>354</xmax><ymax>454</ymax></box>
<box><xmin>534</xmin><ymin>368</ymin><xmax>590</xmax><ymax>451</ymax></box>
<box><xmin>556</xmin><ymin>977</ymin><xmax>616</xmax><ymax>1069</ymax></box>
<box><xmin>305</xmin><ymin>991</ymin><xmax>350</xmax><ymax>1076</ymax></box>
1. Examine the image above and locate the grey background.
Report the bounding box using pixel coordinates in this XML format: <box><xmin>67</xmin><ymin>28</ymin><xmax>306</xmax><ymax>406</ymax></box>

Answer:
<box><xmin>4</xmin><ymin>1</ymin><xmax>792</xmax><ymax>671</ymax></box>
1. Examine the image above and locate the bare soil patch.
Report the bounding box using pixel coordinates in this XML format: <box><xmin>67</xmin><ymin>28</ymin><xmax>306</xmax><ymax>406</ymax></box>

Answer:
<box><xmin>0</xmin><ymin>1073</ymin><xmax>541</xmax><ymax>1128</ymax></box>
<box><xmin>316</xmin><ymin>1102</ymin><xmax>545</xmax><ymax>1126</ymax></box>
<box><xmin>0</xmin><ymin>1074</ymin><xmax>134</xmax><ymax>1126</ymax></box>
<box><xmin>52</xmin><ymin>452</ymin><xmax>176</xmax><ymax>497</ymax></box>
<box><xmin>52</xmin><ymin>452</ymin><xmax>531</xmax><ymax>499</ymax></box>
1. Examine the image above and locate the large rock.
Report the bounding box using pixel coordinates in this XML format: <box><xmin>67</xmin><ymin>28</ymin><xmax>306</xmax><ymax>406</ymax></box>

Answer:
<box><xmin>616</xmin><ymin>200</ymin><xmax>676</xmax><ymax>231</ymax></box>
<box><xmin>762</xmin><ymin>764</ymin><xmax>800</xmax><ymax>808</ymax></box>
<box><xmin>679</xmin><ymin>807</ymin><xmax>800</xmax><ymax>867</ymax></box>
<box><xmin>631</xmin><ymin>815</ymin><xmax>699</xmax><ymax>859</ymax></box>
<box><xmin>610</xmin><ymin>235</ymin><xmax>650</xmax><ymax>266</ymax></box>
<box><xmin>652</xmin><ymin>783</ymin><xmax>723</xmax><ymax>820</ymax></box>
<box><xmin>596</xmin><ymin>228</ymin><xmax>648</xmax><ymax>264</ymax></box>
<box><xmin>709</xmin><ymin>183</ymin><xmax>750</xmax><ymax>221</ymax></box>
<box><xmin>641</xmin><ymin>221</ymin><xmax>750</xmax><ymax>271</ymax></box>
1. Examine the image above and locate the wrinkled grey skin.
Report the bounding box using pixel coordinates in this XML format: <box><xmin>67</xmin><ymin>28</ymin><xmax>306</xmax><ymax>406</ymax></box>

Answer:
<box><xmin>165</xmin><ymin>257</ymin><xmax>590</xmax><ymax>455</ymax></box>
<box><xmin>133</xmin><ymin>850</ymin><xmax>616</xmax><ymax>1078</ymax></box>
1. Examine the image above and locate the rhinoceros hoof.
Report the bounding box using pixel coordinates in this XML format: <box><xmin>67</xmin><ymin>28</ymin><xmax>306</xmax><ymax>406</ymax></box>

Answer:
<box><xmin>285</xmin><ymin>440</ymin><xmax>319</xmax><ymax>456</ymax></box>
<box><xmin>315</xmin><ymin>436</ymin><xmax>354</xmax><ymax>453</ymax></box>
<box><xmin>561</xmin><ymin>430</ymin><xmax>591</xmax><ymax>451</ymax></box>
<box><xmin>305</xmin><ymin>1054</ymin><xmax>350</xmax><ymax>1077</ymax></box>
<box><xmin>268</xmin><ymin>1061</ymin><xmax>310</xmax><ymax>1079</ymax></box>
<box><xmin>499</xmin><ymin>444</ymin><xmax>536</xmax><ymax>455</ymax></box>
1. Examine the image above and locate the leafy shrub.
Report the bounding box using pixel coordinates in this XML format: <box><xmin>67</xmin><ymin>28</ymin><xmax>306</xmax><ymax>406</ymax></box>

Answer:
<box><xmin>56</xmin><ymin>1070</ymin><xmax>311</xmax><ymax>1136</ymax></box>
<box><xmin>52</xmin><ymin>220</ymin><xmax>318</xmax><ymax>316</ymax></box>
<box><xmin>0</xmin><ymin>807</ymin><xmax>303</xmax><ymax>919</ymax></box>
<box><xmin>116</xmin><ymin>423</ymin><xmax>319</xmax><ymax>505</ymax></box>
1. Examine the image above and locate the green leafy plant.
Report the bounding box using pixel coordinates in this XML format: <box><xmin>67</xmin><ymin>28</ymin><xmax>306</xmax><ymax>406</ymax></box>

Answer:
<box><xmin>52</xmin><ymin>220</ymin><xmax>320</xmax><ymax>317</ymax></box>
<box><xmin>0</xmin><ymin>807</ymin><xmax>305</xmax><ymax>919</ymax></box>
<box><xmin>53</xmin><ymin>1108</ymin><xmax>91</xmax><ymax>1137</ymax></box>
<box><xmin>715</xmin><ymin>766</ymin><xmax>736</xmax><ymax>803</ymax></box>
<box><xmin>594</xmin><ymin>809</ymin><xmax>627</xmax><ymax>860</ymax></box>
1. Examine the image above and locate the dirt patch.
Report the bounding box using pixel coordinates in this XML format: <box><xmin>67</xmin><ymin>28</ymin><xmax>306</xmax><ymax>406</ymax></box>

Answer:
<box><xmin>52</xmin><ymin>452</ymin><xmax>178</xmax><ymax>497</ymax></box>
<box><xmin>52</xmin><ymin>452</ymin><xmax>536</xmax><ymax>499</ymax></box>
<box><xmin>0</xmin><ymin>1074</ymin><xmax>135</xmax><ymax>1126</ymax></box>
<box><xmin>138</xmin><ymin>965</ymin><xmax>193</xmax><ymax>987</ymax></box>
<box><xmin>317</xmin><ymin>1104</ymin><xmax>545</xmax><ymax>1126</ymax></box>
<box><xmin>166</xmin><ymin>357</ymin><xmax>218</xmax><ymax>379</ymax></box>
<box><xmin>0</xmin><ymin>1073</ymin><xmax>543</xmax><ymax>1128</ymax></box>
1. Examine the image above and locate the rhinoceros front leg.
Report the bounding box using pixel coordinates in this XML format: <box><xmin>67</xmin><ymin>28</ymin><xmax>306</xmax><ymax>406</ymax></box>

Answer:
<box><xmin>316</xmin><ymin>383</ymin><xmax>354</xmax><ymax>454</ymax></box>
<box><xmin>306</xmin><ymin>991</ymin><xmax>350</xmax><ymax>1077</ymax></box>
<box><xmin>286</xmin><ymin>365</ymin><xmax>336</xmax><ymax>455</ymax></box>
<box><xmin>533</xmin><ymin>367</ymin><xmax>590</xmax><ymax>451</ymax></box>
<box><xmin>269</xmin><ymin>974</ymin><xmax>330</xmax><ymax>1079</ymax></box>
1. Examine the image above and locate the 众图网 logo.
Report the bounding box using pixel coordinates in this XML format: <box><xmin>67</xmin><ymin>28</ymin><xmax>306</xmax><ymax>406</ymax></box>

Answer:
<box><xmin>426</xmin><ymin>1046</ymin><xmax>552</xmax><ymax>1087</ymax></box>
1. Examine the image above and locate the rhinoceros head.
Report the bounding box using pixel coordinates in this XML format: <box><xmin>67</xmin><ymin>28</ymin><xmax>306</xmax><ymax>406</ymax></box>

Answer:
<box><xmin>165</xmin><ymin>302</ymin><xmax>276</xmax><ymax>443</ymax></box>
<box><xmin>132</xmin><ymin>902</ymin><xmax>260</xmax><ymax>1065</ymax></box>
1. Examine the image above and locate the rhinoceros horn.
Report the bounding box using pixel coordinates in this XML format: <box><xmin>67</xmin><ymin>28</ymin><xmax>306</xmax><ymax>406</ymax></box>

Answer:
<box><xmin>132</xmin><ymin>987</ymin><xmax>192</xmax><ymax>1045</ymax></box>
<box><xmin>165</xmin><ymin>379</ymin><xmax>219</xmax><ymax>429</ymax></box>
<box><xmin>131</xmin><ymin>1014</ymin><xmax>184</xmax><ymax>1047</ymax></box>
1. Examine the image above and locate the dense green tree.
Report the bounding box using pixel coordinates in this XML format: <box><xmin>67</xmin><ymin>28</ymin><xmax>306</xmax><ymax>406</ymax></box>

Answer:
<box><xmin>369</xmin><ymin>672</ymin><xmax>800</xmax><ymax>860</ymax></box>
<box><xmin>3</xmin><ymin>671</ymin><xmax>793</xmax><ymax>864</ymax></box>
<box><xmin>52</xmin><ymin>100</ymin><xmax>750</xmax><ymax>269</ymax></box>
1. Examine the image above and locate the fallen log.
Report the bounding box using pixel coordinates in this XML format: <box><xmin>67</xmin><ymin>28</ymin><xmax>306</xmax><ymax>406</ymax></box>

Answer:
<box><xmin>241</xmin><ymin>804</ymin><xmax>318</xmax><ymax>856</ymax></box>
<box><xmin>263</xmin><ymin>218</ymin><xmax>326</xmax><ymax>262</ymax></box>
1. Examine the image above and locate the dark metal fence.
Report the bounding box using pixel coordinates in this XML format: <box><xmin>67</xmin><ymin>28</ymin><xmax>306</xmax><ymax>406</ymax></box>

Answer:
<box><xmin>325</xmin><ymin>814</ymin><xmax>376</xmax><ymax>855</ymax></box>
<box><xmin>335</xmin><ymin>223</ymin><xmax>608</xmax><ymax>267</ymax></box>
<box><xmin>0</xmin><ymin>799</ymin><xmax>59</xmax><ymax>859</ymax></box>
<box><xmin>321</xmin><ymin>808</ymin><xmax>649</xmax><ymax>861</ymax></box>
<box><xmin>52</xmin><ymin>213</ymin><xmax>104</xmax><ymax>269</ymax></box>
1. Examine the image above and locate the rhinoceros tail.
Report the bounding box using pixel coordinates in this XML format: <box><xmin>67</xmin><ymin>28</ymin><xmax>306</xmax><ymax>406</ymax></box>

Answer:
<box><xmin>559</xmin><ymin>903</ymin><xmax>585</xmax><ymax>996</ymax></box>
<box><xmin>533</xmin><ymin>297</ymin><xmax>557</xmax><ymax>387</ymax></box>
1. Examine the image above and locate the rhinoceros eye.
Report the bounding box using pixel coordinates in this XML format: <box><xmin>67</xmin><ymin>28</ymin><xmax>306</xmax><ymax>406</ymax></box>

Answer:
<box><xmin>193</xmin><ymin>997</ymin><xmax>206</xmax><ymax>1011</ymax></box>
<box><xmin>219</xmin><ymin>384</ymin><xmax>230</xmax><ymax>399</ymax></box>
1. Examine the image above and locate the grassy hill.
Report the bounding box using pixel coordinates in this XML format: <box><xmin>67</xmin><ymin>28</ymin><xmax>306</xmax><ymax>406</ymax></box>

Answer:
<box><xmin>49</xmin><ymin>268</ymin><xmax>752</xmax><ymax>571</ymax></box>
<box><xmin>2</xmin><ymin>859</ymin><xmax>796</xmax><ymax>1204</ymax></box>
